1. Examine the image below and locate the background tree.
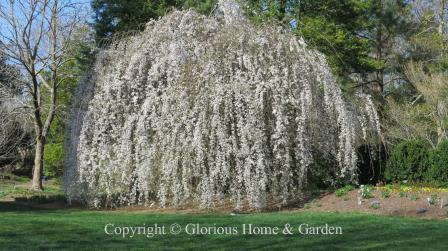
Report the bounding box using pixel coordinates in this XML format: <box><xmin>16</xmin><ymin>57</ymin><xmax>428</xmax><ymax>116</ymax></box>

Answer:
<box><xmin>0</xmin><ymin>0</ymin><xmax>86</xmax><ymax>190</ymax></box>
<box><xmin>384</xmin><ymin>0</ymin><xmax>448</xmax><ymax>148</ymax></box>
<box><xmin>359</xmin><ymin>0</ymin><xmax>414</xmax><ymax>94</ymax></box>
<box><xmin>43</xmin><ymin>26</ymin><xmax>95</xmax><ymax>177</ymax></box>
<box><xmin>0</xmin><ymin>51</ymin><xmax>20</xmax><ymax>94</ymax></box>
<box><xmin>91</xmin><ymin>0</ymin><xmax>216</xmax><ymax>41</ymax></box>
<box><xmin>0</xmin><ymin>55</ymin><xmax>29</xmax><ymax>166</ymax></box>
<box><xmin>245</xmin><ymin>0</ymin><xmax>414</xmax><ymax>97</ymax></box>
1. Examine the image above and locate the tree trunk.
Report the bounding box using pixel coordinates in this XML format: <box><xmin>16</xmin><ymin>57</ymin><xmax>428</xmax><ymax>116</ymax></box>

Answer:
<box><xmin>439</xmin><ymin>0</ymin><xmax>446</xmax><ymax>35</ymax></box>
<box><xmin>436</xmin><ymin>101</ymin><xmax>447</xmax><ymax>146</ymax></box>
<box><xmin>31</xmin><ymin>136</ymin><xmax>44</xmax><ymax>191</ymax></box>
<box><xmin>278</xmin><ymin>0</ymin><xmax>288</xmax><ymax>22</ymax></box>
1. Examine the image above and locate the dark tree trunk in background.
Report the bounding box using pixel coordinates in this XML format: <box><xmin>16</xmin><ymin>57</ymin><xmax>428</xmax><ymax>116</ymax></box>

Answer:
<box><xmin>279</xmin><ymin>0</ymin><xmax>287</xmax><ymax>20</ymax></box>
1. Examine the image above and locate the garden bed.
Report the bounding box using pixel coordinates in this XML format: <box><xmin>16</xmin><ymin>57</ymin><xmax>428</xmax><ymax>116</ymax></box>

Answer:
<box><xmin>301</xmin><ymin>185</ymin><xmax>448</xmax><ymax>220</ymax></box>
<box><xmin>2</xmin><ymin>177</ymin><xmax>448</xmax><ymax>220</ymax></box>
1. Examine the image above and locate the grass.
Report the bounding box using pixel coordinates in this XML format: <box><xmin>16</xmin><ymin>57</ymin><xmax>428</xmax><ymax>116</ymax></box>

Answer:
<box><xmin>0</xmin><ymin>175</ymin><xmax>64</xmax><ymax>203</ymax></box>
<box><xmin>1</xmin><ymin>178</ymin><xmax>448</xmax><ymax>250</ymax></box>
<box><xmin>0</xmin><ymin>203</ymin><xmax>448</xmax><ymax>250</ymax></box>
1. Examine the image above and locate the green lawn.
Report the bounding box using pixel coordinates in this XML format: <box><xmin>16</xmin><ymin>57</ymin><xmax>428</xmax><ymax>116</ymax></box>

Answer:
<box><xmin>1</xmin><ymin>202</ymin><xmax>448</xmax><ymax>250</ymax></box>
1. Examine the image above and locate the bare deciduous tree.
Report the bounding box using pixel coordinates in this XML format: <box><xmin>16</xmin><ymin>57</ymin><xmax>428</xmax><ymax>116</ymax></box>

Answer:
<box><xmin>0</xmin><ymin>86</ymin><xmax>28</xmax><ymax>163</ymax></box>
<box><xmin>406</xmin><ymin>62</ymin><xmax>448</xmax><ymax>145</ymax></box>
<box><xmin>385</xmin><ymin>62</ymin><xmax>448</xmax><ymax>148</ymax></box>
<box><xmin>0</xmin><ymin>0</ymin><xmax>83</xmax><ymax>190</ymax></box>
<box><xmin>0</xmin><ymin>52</ymin><xmax>32</xmax><ymax>170</ymax></box>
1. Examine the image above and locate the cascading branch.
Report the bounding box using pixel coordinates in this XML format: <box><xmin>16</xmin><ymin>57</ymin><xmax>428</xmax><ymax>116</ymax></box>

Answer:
<box><xmin>64</xmin><ymin>0</ymin><xmax>381</xmax><ymax>209</ymax></box>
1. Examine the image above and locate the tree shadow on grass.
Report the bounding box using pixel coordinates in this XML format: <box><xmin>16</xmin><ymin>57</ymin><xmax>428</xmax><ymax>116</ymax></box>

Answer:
<box><xmin>0</xmin><ymin>194</ymin><xmax>74</xmax><ymax>212</ymax></box>
<box><xmin>14</xmin><ymin>193</ymin><xmax>67</xmax><ymax>203</ymax></box>
<box><xmin>0</xmin><ymin>201</ymin><xmax>40</xmax><ymax>212</ymax></box>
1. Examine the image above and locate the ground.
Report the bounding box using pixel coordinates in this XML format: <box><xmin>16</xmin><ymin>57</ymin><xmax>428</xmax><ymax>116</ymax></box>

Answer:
<box><xmin>1</xmin><ymin>175</ymin><xmax>448</xmax><ymax>250</ymax></box>
<box><xmin>300</xmin><ymin>187</ymin><xmax>448</xmax><ymax>220</ymax></box>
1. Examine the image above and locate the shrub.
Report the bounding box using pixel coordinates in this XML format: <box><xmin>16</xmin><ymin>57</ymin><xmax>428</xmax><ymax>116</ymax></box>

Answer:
<box><xmin>335</xmin><ymin>185</ymin><xmax>354</xmax><ymax>197</ymax></box>
<box><xmin>427</xmin><ymin>194</ymin><xmax>438</xmax><ymax>206</ymax></box>
<box><xmin>370</xmin><ymin>203</ymin><xmax>380</xmax><ymax>209</ymax></box>
<box><xmin>308</xmin><ymin>152</ymin><xmax>340</xmax><ymax>189</ymax></box>
<box><xmin>410</xmin><ymin>194</ymin><xmax>418</xmax><ymax>201</ymax></box>
<box><xmin>359</xmin><ymin>185</ymin><xmax>372</xmax><ymax>199</ymax></box>
<box><xmin>385</xmin><ymin>141</ymin><xmax>431</xmax><ymax>182</ymax></box>
<box><xmin>427</xmin><ymin>140</ymin><xmax>448</xmax><ymax>186</ymax></box>
<box><xmin>381</xmin><ymin>190</ymin><xmax>391</xmax><ymax>198</ymax></box>
<box><xmin>43</xmin><ymin>143</ymin><xmax>64</xmax><ymax>177</ymax></box>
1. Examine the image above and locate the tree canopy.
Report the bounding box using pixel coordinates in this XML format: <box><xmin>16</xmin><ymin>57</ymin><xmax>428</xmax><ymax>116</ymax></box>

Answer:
<box><xmin>92</xmin><ymin>0</ymin><xmax>216</xmax><ymax>40</ymax></box>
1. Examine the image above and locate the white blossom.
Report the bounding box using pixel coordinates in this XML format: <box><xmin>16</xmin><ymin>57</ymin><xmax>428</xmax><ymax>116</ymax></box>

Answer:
<box><xmin>64</xmin><ymin>1</ymin><xmax>381</xmax><ymax>209</ymax></box>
